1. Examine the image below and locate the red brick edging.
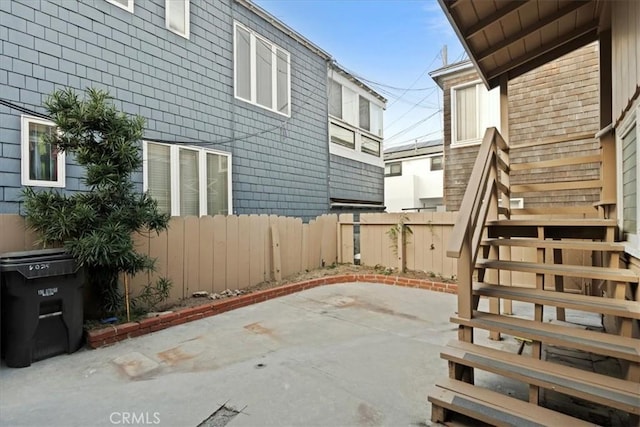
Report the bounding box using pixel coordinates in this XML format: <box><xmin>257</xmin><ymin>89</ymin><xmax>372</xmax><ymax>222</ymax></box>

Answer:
<box><xmin>86</xmin><ymin>274</ymin><xmax>457</xmax><ymax>348</ymax></box>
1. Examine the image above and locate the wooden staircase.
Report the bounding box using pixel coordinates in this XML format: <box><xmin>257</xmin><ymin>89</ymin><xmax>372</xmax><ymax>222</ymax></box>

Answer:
<box><xmin>428</xmin><ymin>128</ymin><xmax>640</xmax><ymax>426</ymax></box>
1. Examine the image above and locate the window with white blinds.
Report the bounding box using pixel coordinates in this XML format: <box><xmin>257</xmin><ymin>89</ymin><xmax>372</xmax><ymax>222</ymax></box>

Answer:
<box><xmin>451</xmin><ymin>81</ymin><xmax>500</xmax><ymax>146</ymax></box>
<box><xmin>233</xmin><ymin>22</ymin><xmax>291</xmax><ymax>116</ymax></box>
<box><xmin>455</xmin><ymin>85</ymin><xmax>477</xmax><ymax>141</ymax></box>
<box><xmin>21</xmin><ymin>115</ymin><xmax>65</xmax><ymax>187</ymax></box>
<box><xmin>144</xmin><ymin>142</ymin><xmax>231</xmax><ymax>216</ymax></box>
<box><xmin>146</xmin><ymin>143</ymin><xmax>172</xmax><ymax>214</ymax></box>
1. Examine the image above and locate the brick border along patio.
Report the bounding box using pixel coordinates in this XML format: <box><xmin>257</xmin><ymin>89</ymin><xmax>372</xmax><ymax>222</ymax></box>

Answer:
<box><xmin>86</xmin><ymin>274</ymin><xmax>457</xmax><ymax>348</ymax></box>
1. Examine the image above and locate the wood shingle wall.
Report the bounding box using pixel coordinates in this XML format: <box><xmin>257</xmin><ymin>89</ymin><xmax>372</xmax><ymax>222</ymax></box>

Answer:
<box><xmin>441</xmin><ymin>43</ymin><xmax>600</xmax><ymax>211</ymax></box>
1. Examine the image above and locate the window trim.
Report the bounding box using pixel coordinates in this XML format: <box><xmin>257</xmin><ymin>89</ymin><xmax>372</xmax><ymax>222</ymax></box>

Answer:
<box><xmin>165</xmin><ymin>0</ymin><xmax>190</xmax><ymax>39</ymax></box>
<box><xmin>21</xmin><ymin>115</ymin><xmax>65</xmax><ymax>188</ymax></box>
<box><xmin>616</xmin><ymin>99</ymin><xmax>640</xmax><ymax>254</ymax></box>
<box><xmin>105</xmin><ymin>0</ymin><xmax>134</xmax><ymax>13</ymax></box>
<box><xmin>451</xmin><ymin>81</ymin><xmax>483</xmax><ymax>147</ymax></box>
<box><xmin>233</xmin><ymin>21</ymin><xmax>291</xmax><ymax>117</ymax></box>
<box><xmin>143</xmin><ymin>141</ymin><xmax>232</xmax><ymax>217</ymax></box>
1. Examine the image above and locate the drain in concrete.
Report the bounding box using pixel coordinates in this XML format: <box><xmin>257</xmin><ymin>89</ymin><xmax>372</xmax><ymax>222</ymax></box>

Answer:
<box><xmin>196</xmin><ymin>404</ymin><xmax>240</xmax><ymax>427</ymax></box>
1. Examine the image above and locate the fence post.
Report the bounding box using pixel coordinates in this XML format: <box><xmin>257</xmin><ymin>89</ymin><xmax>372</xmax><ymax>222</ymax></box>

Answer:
<box><xmin>397</xmin><ymin>224</ymin><xmax>406</xmax><ymax>273</ymax></box>
<box><xmin>271</xmin><ymin>225</ymin><xmax>282</xmax><ymax>281</ymax></box>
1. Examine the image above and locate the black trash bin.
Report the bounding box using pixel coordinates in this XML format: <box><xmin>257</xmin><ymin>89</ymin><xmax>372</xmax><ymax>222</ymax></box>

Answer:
<box><xmin>0</xmin><ymin>248</ymin><xmax>84</xmax><ymax>368</ymax></box>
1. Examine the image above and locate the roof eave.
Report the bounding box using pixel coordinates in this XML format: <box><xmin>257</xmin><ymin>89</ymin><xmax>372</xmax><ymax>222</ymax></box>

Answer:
<box><xmin>437</xmin><ymin>0</ymin><xmax>491</xmax><ymax>89</ymax></box>
<box><xmin>235</xmin><ymin>0</ymin><xmax>332</xmax><ymax>62</ymax></box>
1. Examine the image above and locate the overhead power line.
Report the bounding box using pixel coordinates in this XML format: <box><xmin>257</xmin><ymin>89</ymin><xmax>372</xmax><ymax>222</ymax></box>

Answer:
<box><xmin>384</xmin><ymin>109</ymin><xmax>442</xmax><ymax>142</ymax></box>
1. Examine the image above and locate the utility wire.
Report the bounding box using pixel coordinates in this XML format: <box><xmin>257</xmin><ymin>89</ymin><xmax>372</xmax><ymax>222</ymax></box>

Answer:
<box><xmin>385</xmin><ymin>128</ymin><xmax>443</xmax><ymax>147</ymax></box>
<box><xmin>384</xmin><ymin>109</ymin><xmax>442</xmax><ymax>142</ymax></box>
<box><xmin>0</xmin><ymin>91</ymin><xmax>317</xmax><ymax>147</ymax></box>
<box><xmin>385</xmin><ymin>86</ymin><xmax>438</xmax><ymax>130</ymax></box>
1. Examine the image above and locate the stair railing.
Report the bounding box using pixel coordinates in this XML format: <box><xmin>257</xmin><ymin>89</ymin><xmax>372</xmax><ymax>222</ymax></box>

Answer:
<box><xmin>447</xmin><ymin>127</ymin><xmax>509</xmax><ymax>331</ymax></box>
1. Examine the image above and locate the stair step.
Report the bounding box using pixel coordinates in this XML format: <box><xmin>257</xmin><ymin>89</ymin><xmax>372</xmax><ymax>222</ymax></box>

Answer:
<box><xmin>487</xmin><ymin>219</ymin><xmax>617</xmax><ymax>227</ymax></box>
<box><xmin>441</xmin><ymin>340</ymin><xmax>640</xmax><ymax>415</ymax></box>
<box><xmin>487</xmin><ymin>219</ymin><xmax>616</xmax><ymax>240</ymax></box>
<box><xmin>475</xmin><ymin>259</ymin><xmax>639</xmax><ymax>283</ymax></box>
<box><xmin>429</xmin><ymin>378</ymin><xmax>597</xmax><ymax>427</ymax></box>
<box><xmin>474</xmin><ymin>283</ymin><xmax>640</xmax><ymax>319</ymax></box>
<box><xmin>451</xmin><ymin>311</ymin><xmax>640</xmax><ymax>362</ymax></box>
<box><xmin>481</xmin><ymin>238</ymin><xmax>625</xmax><ymax>252</ymax></box>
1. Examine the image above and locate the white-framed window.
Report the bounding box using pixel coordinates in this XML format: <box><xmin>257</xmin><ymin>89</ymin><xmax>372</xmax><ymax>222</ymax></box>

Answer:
<box><xmin>361</xmin><ymin>135</ymin><xmax>380</xmax><ymax>156</ymax></box>
<box><xmin>329</xmin><ymin>78</ymin><xmax>383</xmax><ymax>137</ymax></box>
<box><xmin>329</xmin><ymin>79</ymin><xmax>342</xmax><ymax>118</ymax></box>
<box><xmin>330</xmin><ymin>122</ymin><xmax>355</xmax><ymax>149</ymax></box>
<box><xmin>166</xmin><ymin>0</ymin><xmax>189</xmax><ymax>38</ymax></box>
<box><xmin>234</xmin><ymin>22</ymin><xmax>291</xmax><ymax>116</ymax></box>
<box><xmin>21</xmin><ymin>115</ymin><xmax>65</xmax><ymax>188</ymax></box>
<box><xmin>143</xmin><ymin>141</ymin><xmax>232</xmax><ymax>216</ymax></box>
<box><xmin>617</xmin><ymin>99</ymin><xmax>639</xmax><ymax>252</ymax></box>
<box><xmin>451</xmin><ymin>81</ymin><xmax>500</xmax><ymax>147</ymax></box>
<box><xmin>359</xmin><ymin>96</ymin><xmax>370</xmax><ymax>131</ymax></box>
<box><xmin>105</xmin><ymin>0</ymin><xmax>134</xmax><ymax>13</ymax></box>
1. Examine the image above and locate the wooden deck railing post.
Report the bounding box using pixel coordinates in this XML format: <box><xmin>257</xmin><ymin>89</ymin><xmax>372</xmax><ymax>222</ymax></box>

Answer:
<box><xmin>499</xmin><ymin>75</ymin><xmax>513</xmax><ymax>315</ymax></box>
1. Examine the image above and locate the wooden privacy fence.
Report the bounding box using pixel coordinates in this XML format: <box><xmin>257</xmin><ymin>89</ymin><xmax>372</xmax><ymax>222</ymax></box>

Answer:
<box><xmin>0</xmin><ymin>212</ymin><xmax>591</xmax><ymax>301</ymax></box>
<box><xmin>0</xmin><ymin>214</ymin><xmax>338</xmax><ymax>302</ymax></box>
<box><xmin>130</xmin><ymin>214</ymin><xmax>338</xmax><ymax>301</ymax></box>
<box><xmin>354</xmin><ymin>212</ymin><xmax>459</xmax><ymax>280</ymax></box>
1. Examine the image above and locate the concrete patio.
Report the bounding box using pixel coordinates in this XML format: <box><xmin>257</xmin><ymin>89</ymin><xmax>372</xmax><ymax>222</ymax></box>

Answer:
<box><xmin>0</xmin><ymin>283</ymin><xmax>626</xmax><ymax>426</ymax></box>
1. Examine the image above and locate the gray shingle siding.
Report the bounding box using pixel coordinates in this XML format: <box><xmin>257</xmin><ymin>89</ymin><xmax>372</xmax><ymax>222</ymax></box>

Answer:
<box><xmin>329</xmin><ymin>154</ymin><xmax>383</xmax><ymax>204</ymax></box>
<box><xmin>1</xmin><ymin>0</ymin><xmax>381</xmax><ymax>221</ymax></box>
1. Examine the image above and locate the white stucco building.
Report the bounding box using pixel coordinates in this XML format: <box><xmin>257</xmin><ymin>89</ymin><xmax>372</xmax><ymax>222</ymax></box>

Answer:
<box><xmin>383</xmin><ymin>139</ymin><xmax>444</xmax><ymax>212</ymax></box>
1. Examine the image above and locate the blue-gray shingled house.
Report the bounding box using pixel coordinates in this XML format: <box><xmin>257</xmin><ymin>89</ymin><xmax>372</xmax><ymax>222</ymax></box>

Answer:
<box><xmin>0</xmin><ymin>0</ymin><xmax>386</xmax><ymax>222</ymax></box>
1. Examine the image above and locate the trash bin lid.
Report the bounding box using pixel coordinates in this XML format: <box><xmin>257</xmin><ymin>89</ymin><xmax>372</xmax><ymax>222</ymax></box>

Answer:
<box><xmin>0</xmin><ymin>248</ymin><xmax>79</xmax><ymax>277</ymax></box>
<box><xmin>0</xmin><ymin>248</ymin><xmax>70</xmax><ymax>263</ymax></box>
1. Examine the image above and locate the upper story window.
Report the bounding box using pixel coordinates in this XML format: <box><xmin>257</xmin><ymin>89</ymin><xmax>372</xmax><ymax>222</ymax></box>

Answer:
<box><xmin>166</xmin><ymin>0</ymin><xmax>190</xmax><ymax>38</ymax></box>
<box><xmin>105</xmin><ymin>0</ymin><xmax>134</xmax><ymax>12</ymax></box>
<box><xmin>451</xmin><ymin>81</ymin><xmax>500</xmax><ymax>147</ymax></box>
<box><xmin>234</xmin><ymin>22</ymin><xmax>291</xmax><ymax>116</ymax></box>
<box><xmin>330</xmin><ymin>122</ymin><xmax>355</xmax><ymax>149</ymax></box>
<box><xmin>144</xmin><ymin>142</ymin><xmax>231</xmax><ymax>216</ymax></box>
<box><xmin>385</xmin><ymin>162</ymin><xmax>402</xmax><ymax>177</ymax></box>
<box><xmin>21</xmin><ymin>115</ymin><xmax>65</xmax><ymax>188</ymax></box>
<box><xmin>329</xmin><ymin>78</ymin><xmax>383</xmax><ymax>137</ymax></box>
<box><xmin>361</xmin><ymin>135</ymin><xmax>380</xmax><ymax>156</ymax></box>
<box><xmin>359</xmin><ymin>96</ymin><xmax>370</xmax><ymax>131</ymax></box>
<box><xmin>329</xmin><ymin>79</ymin><xmax>342</xmax><ymax>118</ymax></box>
<box><xmin>329</xmin><ymin>76</ymin><xmax>384</xmax><ymax>163</ymax></box>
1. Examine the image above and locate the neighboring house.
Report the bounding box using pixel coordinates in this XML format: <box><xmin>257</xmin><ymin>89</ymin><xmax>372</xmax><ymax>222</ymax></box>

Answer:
<box><xmin>328</xmin><ymin>63</ymin><xmax>387</xmax><ymax>213</ymax></box>
<box><xmin>430</xmin><ymin>43</ymin><xmax>600</xmax><ymax>212</ymax></box>
<box><xmin>0</xmin><ymin>0</ymin><xmax>385</xmax><ymax>221</ymax></box>
<box><xmin>383</xmin><ymin>139</ymin><xmax>444</xmax><ymax>212</ymax></box>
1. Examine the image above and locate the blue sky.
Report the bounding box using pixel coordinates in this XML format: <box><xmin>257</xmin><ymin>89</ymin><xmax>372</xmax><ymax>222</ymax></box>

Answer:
<box><xmin>254</xmin><ymin>0</ymin><xmax>466</xmax><ymax>148</ymax></box>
